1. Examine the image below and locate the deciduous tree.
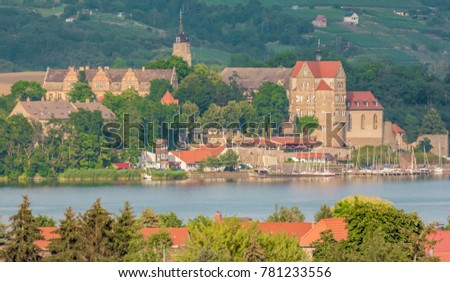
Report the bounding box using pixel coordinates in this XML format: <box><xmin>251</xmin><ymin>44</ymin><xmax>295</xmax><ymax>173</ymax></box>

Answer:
<box><xmin>266</xmin><ymin>205</ymin><xmax>305</xmax><ymax>222</ymax></box>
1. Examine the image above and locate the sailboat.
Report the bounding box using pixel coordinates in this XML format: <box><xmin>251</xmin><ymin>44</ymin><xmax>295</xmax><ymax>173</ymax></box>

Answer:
<box><xmin>434</xmin><ymin>142</ymin><xmax>444</xmax><ymax>175</ymax></box>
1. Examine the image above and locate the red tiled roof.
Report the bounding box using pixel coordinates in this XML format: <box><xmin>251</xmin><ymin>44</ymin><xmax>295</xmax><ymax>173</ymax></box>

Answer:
<box><xmin>161</xmin><ymin>91</ymin><xmax>179</xmax><ymax>105</ymax></box>
<box><xmin>346</xmin><ymin>91</ymin><xmax>383</xmax><ymax>111</ymax></box>
<box><xmin>300</xmin><ymin>218</ymin><xmax>348</xmax><ymax>247</ymax></box>
<box><xmin>34</xmin><ymin>227</ymin><xmax>60</xmax><ymax>250</ymax></box>
<box><xmin>170</xmin><ymin>145</ymin><xmax>226</xmax><ymax>165</ymax></box>
<box><xmin>392</xmin><ymin>124</ymin><xmax>405</xmax><ymax>136</ymax></box>
<box><xmin>296</xmin><ymin>152</ymin><xmax>334</xmax><ymax>160</ymax></box>
<box><xmin>258</xmin><ymin>222</ymin><xmax>313</xmax><ymax>240</ymax></box>
<box><xmin>291</xmin><ymin>61</ymin><xmax>341</xmax><ymax>78</ymax></box>
<box><xmin>315</xmin><ymin>15</ymin><xmax>327</xmax><ymax>21</ymax></box>
<box><xmin>113</xmin><ymin>162</ymin><xmax>133</xmax><ymax>169</ymax></box>
<box><xmin>316</xmin><ymin>80</ymin><xmax>333</xmax><ymax>91</ymax></box>
<box><xmin>140</xmin><ymin>228</ymin><xmax>189</xmax><ymax>247</ymax></box>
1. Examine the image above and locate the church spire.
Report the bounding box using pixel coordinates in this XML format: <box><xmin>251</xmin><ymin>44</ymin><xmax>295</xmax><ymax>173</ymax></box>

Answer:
<box><xmin>178</xmin><ymin>9</ymin><xmax>183</xmax><ymax>35</ymax></box>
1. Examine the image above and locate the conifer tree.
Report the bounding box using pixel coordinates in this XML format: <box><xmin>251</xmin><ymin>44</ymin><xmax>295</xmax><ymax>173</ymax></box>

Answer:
<box><xmin>139</xmin><ymin>208</ymin><xmax>160</xmax><ymax>228</ymax></box>
<box><xmin>112</xmin><ymin>202</ymin><xmax>139</xmax><ymax>260</ymax></box>
<box><xmin>3</xmin><ymin>195</ymin><xmax>43</xmax><ymax>262</ymax></box>
<box><xmin>81</xmin><ymin>198</ymin><xmax>114</xmax><ymax>261</ymax></box>
<box><xmin>244</xmin><ymin>236</ymin><xmax>266</xmax><ymax>262</ymax></box>
<box><xmin>48</xmin><ymin>207</ymin><xmax>85</xmax><ymax>262</ymax></box>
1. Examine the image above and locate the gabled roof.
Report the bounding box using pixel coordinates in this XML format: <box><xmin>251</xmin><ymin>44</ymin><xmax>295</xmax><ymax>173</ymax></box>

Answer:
<box><xmin>10</xmin><ymin>100</ymin><xmax>116</xmax><ymax>121</ymax></box>
<box><xmin>300</xmin><ymin>218</ymin><xmax>348</xmax><ymax>247</ymax></box>
<box><xmin>34</xmin><ymin>227</ymin><xmax>60</xmax><ymax>250</ymax></box>
<box><xmin>392</xmin><ymin>124</ymin><xmax>405</xmax><ymax>136</ymax></box>
<box><xmin>258</xmin><ymin>222</ymin><xmax>313</xmax><ymax>240</ymax></box>
<box><xmin>291</xmin><ymin>61</ymin><xmax>341</xmax><ymax>78</ymax></box>
<box><xmin>316</xmin><ymin>80</ymin><xmax>333</xmax><ymax>91</ymax></box>
<box><xmin>345</xmin><ymin>12</ymin><xmax>357</xmax><ymax>17</ymax></box>
<box><xmin>170</xmin><ymin>145</ymin><xmax>226</xmax><ymax>165</ymax></box>
<box><xmin>46</xmin><ymin>69</ymin><xmax>69</xmax><ymax>82</ymax></box>
<box><xmin>140</xmin><ymin>228</ymin><xmax>189</xmax><ymax>247</ymax></box>
<box><xmin>220</xmin><ymin>68</ymin><xmax>291</xmax><ymax>90</ymax></box>
<box><xmin>161</xmin><ymin>91</ymin><xmax>179</xmax><ymax>105</ymax></box>
<box><xmin>315</xmin><ymin>15</ymin><xmax>327</xmax><ymax>21</ymax></box>
<box><xmin>135</xmin><ymin>69</ymin><xmax>175</xmax><ymax>82</ymax></box>
<box><xmin>346</xmin><ymin>91</ymin><xmax>383</xmax><ymax>111</ymax></box>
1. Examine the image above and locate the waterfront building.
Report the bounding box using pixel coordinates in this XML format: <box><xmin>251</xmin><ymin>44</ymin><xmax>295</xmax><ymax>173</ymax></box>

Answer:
<box><xmin>169</xmin><ymin>145</ymin><xmax>227</xmax><ymax>171</ymax></box>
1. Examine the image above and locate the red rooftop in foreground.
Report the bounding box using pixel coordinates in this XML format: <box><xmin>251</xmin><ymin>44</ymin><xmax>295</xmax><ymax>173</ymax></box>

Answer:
<box><xmin>140</xmin><ymin>228</ymin><xmax>189</xmax><ymax>248</ymax></box>
<box><xmin>428</xmin><ymin>230</ymin><xmax>450</xmax><ymax>262</ymax></box>
<box><xmin>300</xmin><ymin>218</ymin><xmax>348</xmax><ymax>247</ymax></box>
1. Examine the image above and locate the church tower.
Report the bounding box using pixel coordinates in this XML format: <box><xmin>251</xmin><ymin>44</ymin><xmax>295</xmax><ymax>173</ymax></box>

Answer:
<box><xmin>172</xmin><ymin>10</ymin><xmax>192</xmax><ymax>66</ymax></box>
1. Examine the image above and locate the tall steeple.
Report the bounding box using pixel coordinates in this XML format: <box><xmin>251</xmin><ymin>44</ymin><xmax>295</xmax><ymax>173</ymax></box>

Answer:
<box><xmin>172</xmin><ymin>10</ymin><xmax>192</xmax><ymax>66</ymax></box>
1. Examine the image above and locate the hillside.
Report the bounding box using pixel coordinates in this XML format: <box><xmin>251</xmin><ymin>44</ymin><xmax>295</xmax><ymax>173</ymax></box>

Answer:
<box><xmin>0</xmin><ymin>0</ymin><xmax>449</xmax><ymax>72</ymax></box>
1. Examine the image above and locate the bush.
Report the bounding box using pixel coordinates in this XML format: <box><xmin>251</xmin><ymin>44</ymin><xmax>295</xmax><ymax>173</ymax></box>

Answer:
<box><xmin>60</xmin><ymin>168</ymin><xmax>143</xmax><ymax>180</ymax></box>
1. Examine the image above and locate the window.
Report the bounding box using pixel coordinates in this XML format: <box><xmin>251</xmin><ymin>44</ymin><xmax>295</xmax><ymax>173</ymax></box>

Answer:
<box><xmin>361</xmin><ymin>114</ymin><xmax>366</xmax><ymax>129</ymax></box>
<box><xmin>373</xmin><ymin>114</ymin><xmax>378</xmax><ymax>129</ymax></box>
<box><xmin>49</xmin><ymin>93</ymin><xmax>53</xmax><ymax>100</ymax></box>
<box><xmin>356</xmin><ymin>101</ymin><xmax>360</xmax><ymax>107</ymax></box>
<box><xmin>348</xmin><ymin>114</ymin><xmax>352</xmax><ymax>131</ymax></box>
<box><xmin>365</xmin><ymin>101</ymin><xmax>369</xmax><ymax>107</ymax></box>
<box><xmin>96</xmin><ymin>82</ymin><xmax>104</xmax><ymax>89</ymax></box>
<box><xmin>335</xmin><ymin>95</ymin><xmax>339</xmax><ymax>103</ymax></box>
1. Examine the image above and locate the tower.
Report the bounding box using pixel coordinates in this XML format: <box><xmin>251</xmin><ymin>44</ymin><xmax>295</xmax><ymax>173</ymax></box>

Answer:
<box><xmin>172</xmin><ymin>10</ymin><xmax>192</xmax><ymax>66</ymax></box>
<box><xmin>315</xmin><ymin>39</ymin><xmax>322</xmax><ymax>61</ymax></box>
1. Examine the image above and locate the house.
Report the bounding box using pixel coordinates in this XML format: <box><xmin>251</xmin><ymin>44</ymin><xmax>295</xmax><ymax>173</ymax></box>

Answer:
<box><xmin>300</xmin><ymin>218</ymin><xmax>348</xmax><ymax>248</ymax></box>
<box><xmin>220</xmin><ymin>67</ymin><xmax>291</xmax><ymax>101</ymax></box>
<box><xmin>161</xmin><ymin>91</ymin><xmax>179</xmax><ymax>105</ymax></box>
<box><xmin>312</xmin><ymin>15</ymin><xmax>327</xmax><ymax>28</ymax></box>
<box><xmin>257</xmin><ymin>222</ymin><xmax>314</xmax><ymax>240</ymax></box>
<box><xmin>346</xmin><ymin>91</ymin><xmax>384</xmax><ymax>146</ymax></box>
<box><xmin>295</xmin><ymin>152</ymin><xmax>335</xmax><ymax>163</ymax></box>
<box><xmin>343</xmin><ymin>12</ymin><xmax>359</xmax><ymax>25</ymax></box>
<box><xmin>43</xmin><ymin>66</ymin><xmax>178</xmax><ymax>101</ymax></box>
<box><xmin>113</xmin><ymin>162</ymin><xmax>133</xmax><ymax>170</ymax></box>
<box><xmin>140</xmin><ymin>228</ymin><xmax>190</xmax><ymax>248</ymax></box>
<box><xmin>427</xmin><ymin>230</ymin><xmax>450</xmax><ymax>262</ymax></box>
<box><xmin>169</xmin><ymin>145</ymin><xmax>227</xmax><ymax>171</ymax></box>
<box><xmin>34</xmin><ymin>227</ymin><xmax>60</xmax><ymax>257</ymax></box>
<box><xmin>9</xmin><ymin>99</ymin><xmax>116</xmax><ymax>122</ymax></box>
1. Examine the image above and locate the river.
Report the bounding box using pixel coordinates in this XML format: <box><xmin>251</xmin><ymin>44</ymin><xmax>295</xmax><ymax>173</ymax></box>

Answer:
<box><xmin>0</xmin><ymin>175</ymin><xmax>449</xmax><ymax>225</ymax></box>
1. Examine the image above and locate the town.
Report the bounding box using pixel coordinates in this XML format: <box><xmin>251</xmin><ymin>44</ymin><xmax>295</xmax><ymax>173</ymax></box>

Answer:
<box><xmin>1</xmin><ymin>1</ymin><xmax>450</xmax><ymax>265</ymax></box>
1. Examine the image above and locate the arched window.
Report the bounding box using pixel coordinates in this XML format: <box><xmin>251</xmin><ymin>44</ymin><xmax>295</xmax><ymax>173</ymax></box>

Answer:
<box><xmin>361</xmin><ymin>114</ymin><xmax>366</xmax><ymax>129</ymax></box>
<box><xmin>348</xmin><ymin>114</ymin><xmax>352</xmax><ymax>131</ymax></box>
<box><xmin>373</xmin><ymin>114</ymin><xmax>378</xmax><ymax>129</ymax></box>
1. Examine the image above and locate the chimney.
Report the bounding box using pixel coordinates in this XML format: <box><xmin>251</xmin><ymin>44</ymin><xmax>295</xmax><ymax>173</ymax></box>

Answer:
<box><xmin>214</xmin><ymin>211</ymin><xmax>223</xmax><ymax>222</ymax></box>
<box><xmin>98</xmin><ymin>66</ymin><xmax>102</xmax><ymax>71</ymax></box>
<box><xmin>79</xmin><ymin>66</ymin><xmax>85</xmax><ymax>71</ymax></box>
<box><xmin>26</xmin><ymin>97</ymin><xmax>31</xmax><ymax>102</ymax></box>
<box><xmin>41</xmin><ymin>97</ymin><xmax>45</xmax><ymax>102</ymax></box>
<box><xmin>85</xmin><ymin>98</ymin><xmax>90</xmax><ymax>104</ymax></box>
<box><xmin>85</xmin><ymin>66</ymin><xmax>90</xmax><ymax>70</ymax></box>
<box><xmin>142</xmin><ymin>66</ymin><xmax>145</xmax><ymax>71</ymax></box>
<box><xmin>105</xmin><ymin>66</ymin><xmax>109</xmax><ymax>70</ymax></box>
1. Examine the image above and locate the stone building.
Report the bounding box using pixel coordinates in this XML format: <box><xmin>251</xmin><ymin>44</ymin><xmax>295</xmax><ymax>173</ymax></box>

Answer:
<box><xmin>346</xmin><ymin>91</ymin><xmax>384</xmax><ymax>147</ymax></box>
<box><xmin>42</xmin><ymin>66</ymin><xmax>178</xmax><ymax>101</ymax></box>
<box><xmin>172</xmin><ymin>11</ymin><xmax>192</xmax><ymax>67</ymax></box>
<box><xmin>290</xmin><ymin>61</ymin><xmax>347</xmax><ymax>147</ymax></box>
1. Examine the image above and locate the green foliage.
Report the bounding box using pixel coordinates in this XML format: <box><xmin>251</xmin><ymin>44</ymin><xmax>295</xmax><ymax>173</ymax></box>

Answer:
<box><xmin>445</xmin><ymin>217</ymin><xmax>450</xmax><ymax>231</ymax></box>
<box><xmin>48</xmin><ymin>207</ymin><xmax>85</xmax><ymax>262</ymax></box>
<box><xmin>10</xmin><ymin>80</ymin><xmax>46</xmax><ymax>101</ymax></box>
<box><xmin>314</xmin><ymin>204</ymin><xmax>333</xmax><ymax>222</ymax></box>
<box><xmin>112</xmin><ymin>202</ymin><xmax>139</xmax><ymax>260</ymax></box>
<box><xmin>266</xmin><ymin>205</ymin><xmax>305</xmax><ymax>222</ymax></box>
<box><xmin>146</xmin><ymin>56</ymin><xmax>192</xmax><ymax>81</ymax></box>
<box><xmin>125</xmin><ymin>231</ymin><xmax>172</xmax><ymax>262</ymax></box>
<box><xmin>150</xmin><ymin>170</ymin><xmax>187</xmax><ymax>180</ymax></box>
<box><xmin>3</xmin><ymin>195</ymin><xmax>43</xmax><ymax>262</ymax></box>
<box><xmin>80</xmin><ymin>199</ymin><xmax>115</xmax><ymax>261</ymax></box>
<box><xmin>0</xmin><ymin>216</ymin><xmax>8</xmax><ymax>246</ymax></box>
<box><xmin>244</xmin><ymin>236</ymin><xmax>266</xmax><ymax>262</ymax></box>
<box><xmin>259</xmin><ymin>232</ymin><xmax>309</xmax><ymax>262</ymax></box>
<box><xmin>159</xmin><ymin>212</ymin><xmax>183</xmax><ymax>228</ymax></box>
<box><xmin>416</xmin><ymin>138</ymin><xmax>433</xmax><ymax>153</ymax></box>
<box><xmin>139</xmin><ymin>208</ymin><xmax>160</xmax><ymax>228</ymax></box>
<box><xmin>59</xmin><ymin>169</ymin><xmax>142</xmax><ymax>180</ymax></box>
<box><xmin>35</xmin><ymin>214</ymin><xmax>56</xmax><ymax>227</ymax></box>
<box><xmin>149</xmin><ymin>79</ymin><xmax>173</xmax><ymax>101</ymax></box>
<box><xmin>296</xmin><ymin>115</ymin><xmax>319</xmax><ymax>136</ymax></box>
<box><xmin>219</xmin><ymin>150</ymin><xmax>239</xmax><ymax>171</ymax></box>
<box><xmin>69</xmin><ymin>108</ymin><xmax>103</xmax><ymax>136</ymax></box>
<box><xmin>253</xmin><ymin>82</ymin><xmax>289</xmax><ymax>130</ymax></box>
<box><xmin>67</xmin><ymin>82</ymin><xmax>96</xmax><ymax>103</ymax></box>
<box><xmin>420</xmin><ymin>108</ymin><xmax>447</xmax><ymax>135</ymax></box>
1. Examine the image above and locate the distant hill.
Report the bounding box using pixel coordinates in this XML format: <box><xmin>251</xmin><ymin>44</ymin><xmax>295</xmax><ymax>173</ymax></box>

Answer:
<box><xmin>0</xmin><ymin>0</ymin><xmax>449</xmax><ymax>72</ymax></box>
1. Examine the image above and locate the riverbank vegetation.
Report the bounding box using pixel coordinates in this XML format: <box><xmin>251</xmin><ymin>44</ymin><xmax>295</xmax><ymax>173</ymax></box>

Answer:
<box><xmin>0</xmin><ymin>194</ymin><xmax>442</xmax><ymax>262</ymax></box>
<box><xmin>59</xmin><ymin>168</ymin><xmax>144</xmax><ymax>181</ymax></box>
<box><xmin>150</xmin><ymin>170</ymin><xmax>187</xmax><ymax>180</ymax></box>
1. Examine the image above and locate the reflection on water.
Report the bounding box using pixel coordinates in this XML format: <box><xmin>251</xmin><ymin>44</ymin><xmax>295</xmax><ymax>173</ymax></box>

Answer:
<box><xmin>0</xmin><ymin>175</ymin><xmax>449</xmax><ymax>224</ymax></box>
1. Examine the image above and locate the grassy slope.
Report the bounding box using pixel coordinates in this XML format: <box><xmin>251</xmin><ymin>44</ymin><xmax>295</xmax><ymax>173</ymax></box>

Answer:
<box><xmin>201</xmin><ymin>1</ymin><xmax>448</xmax><ymax>65</ymax></box>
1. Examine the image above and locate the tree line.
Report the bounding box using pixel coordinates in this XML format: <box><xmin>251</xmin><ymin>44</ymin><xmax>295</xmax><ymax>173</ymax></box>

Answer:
<box><xmin>1</xmin><ymin>194</ymin><xmax>448</xmax><ymax>262</ymax></box>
